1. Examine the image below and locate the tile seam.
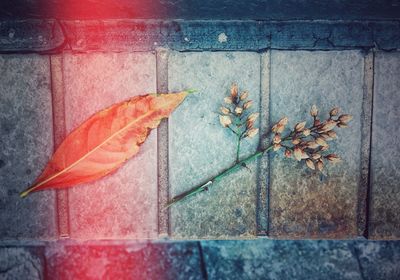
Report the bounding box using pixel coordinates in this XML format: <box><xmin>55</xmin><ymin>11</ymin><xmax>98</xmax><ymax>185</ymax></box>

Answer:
<box><xmin>50</xmin><ymin>54</ymin><xmax>70</xmax><ymax>239</ymax></box>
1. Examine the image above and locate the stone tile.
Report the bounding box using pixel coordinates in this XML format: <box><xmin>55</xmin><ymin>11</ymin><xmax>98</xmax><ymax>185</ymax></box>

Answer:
<box><xmin>355</xmin><ymin>241</ymin><xmax>400</xmax><ymax>280</ymax></box>
<box><xmin>45</xmin><ymin>241</ymin><xmax>203</xmax><ymax>280</ymax></box>
<box><xmin>269</xmin><ymin>50</ymin><xmax>364</xmax><ymax>238</ymax></box>
<box><xmin>201</xmin><ymin>240</ymin><xmax>363</xmax><ymax>280</ymax></box>
<box><xmin>168</xmin><ymin>52</ymin><xmax>261</xmax><ymax>239</ymax></box>
<box><xmin>0</xmin><ymin>246</ymin><xmax>45</xmax><ymax>279</ymax></box>
<box><xmin>0</xmin><ymin>55</ymin><xmax>56</xmax><ymax>239</ymax></box>
<box><xmin>62</xmin><ymin>52</ymin><xmax>158</xmax><ymax>239</ymax></box>
<box><xmin>369</xmin><ymin>52</ymin><xmax>400</xmax><ymax>239</ymax></box>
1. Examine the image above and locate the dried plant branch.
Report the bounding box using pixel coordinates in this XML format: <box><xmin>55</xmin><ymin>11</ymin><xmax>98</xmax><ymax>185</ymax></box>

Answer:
<box><xmin>166</xmin><ymin>84</ymin><xmax>352</xmax><ymax>208</ymax></box>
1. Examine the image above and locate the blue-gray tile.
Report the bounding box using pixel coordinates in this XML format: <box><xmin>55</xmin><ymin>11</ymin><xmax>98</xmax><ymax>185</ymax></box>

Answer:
<box><xmin>168</xmin><ymin>52</ymin><xmax>261</xmax><ymax>239</ymax></box>
<box><xmin>369</xmin><ymin>52</ymin><xmax>400</xmax><ymax>239</ymax></box>
<box><xmin>0</xmin><ymin>55</ymin><xmax>56</xmax><ymax>240</ymax></box>
<box><xmin>269</xmin><ymin>50</ymin><xmax>364</xmax><ymax>238</ymax></box>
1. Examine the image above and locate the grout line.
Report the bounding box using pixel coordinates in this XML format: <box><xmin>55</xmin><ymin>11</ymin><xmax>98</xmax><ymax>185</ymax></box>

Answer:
<box><xmin>197</xmin><ymin>242</ymin><xmax>209</xmax><ymax>280</ymax></box>
<box><xmin>156</xmin><ymin>48</ymin><xmax>170</xmax><ymax>237</ymax></box>
<box><xmin>256</xmin><ymin>51</ymin><xmax>271</xmax><ymax>236</ymax></box>
<box><xmin>49</xmin><ymin>54</ymin><xmax>70</xmax><ymax>239</ymax></box>
<box><xmin>358</xmin><ymin>51</ymin><xmax>374</xmax><ymax>238</ymax></box>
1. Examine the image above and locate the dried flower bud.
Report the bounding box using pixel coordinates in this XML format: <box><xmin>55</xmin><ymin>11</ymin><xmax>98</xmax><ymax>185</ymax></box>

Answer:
<box><xmin>316</xmin><ymin>160</ymin><xmax>324</xmax><ymax>171</ymax></box>
<box><xmin>248</xmin><ymin>112</ymin><xmax>259</xmax><ymax>123</ymax></box>
<box><xmin>316</xmin><ymin>137</ymin><xmax>328</xmax><ymax>147</ymax></box>
<box><xmin>272</xmin><ymin>124</ymin><xmax>285</xmax><ymax>134</ymax></box>
<box><xmin>306</xmin><ymin>141</ymin><xmax>319</xmax><ymax>149</ymax></box>
<box><xmin>243</xmin><ymin>100</ymin><xmax>253</xmax><ymax>110</ymax></box>
<box><xmin>273</xmin><ymin>134</ymin><xmax>281</xmax><ymax>144</ymax></box>
<box><xmin>235</xmin><ymin>107</ymin><xmax>243</xmax><ymax>115</ymax></box>
<box><xmin>320</xmin><ymin>120</ymin><xmax>337</xmax><ymax>132</ymax></box>
<box><xmin>326</xmin><ymin>154</ymin><xmax>341</xmax><ymax>163</ymax></box>
<box><xmin>278</xmin><ymin>117</ymin><xmax>289</xmax><ymax>126</ymax></box>
<box><xmin>301</xmin><ymin>151</ymin><xmax>310</xmax><ymax>159</ymax></box>
<box><xmin>338</xmin><ymin>114</ymin><xmax>353</xmax><ymax>123</ymax></box>
<box><xmin>294</xmin><ymin>147</ymin><xmax>303</xmax><ymax>161</ymax></box>
<box><xmin>330</xmin><ymin>107</ymin><xmax>339</xmax><ymax>117</ymax></box>
<box><xmin>305</xmin><ymin>159</ymin><xmax>315</xmax><ymax>170</ymax></box>
<box><xmin>219</xmin><ymin>115</ymin><xmax>232</xmax><ymax>127</ymax></box>
<box><xmin>220</xmin><ymin>106</ymin><xmax>230</xmax><ymax>115</ymax></box>
<box><xmin>240</xmin><ymin>91</ymin><xmax>249</xmax><ymax>100</ymax></box>
<box><xmin>295</xmin><ymin>121</ymin><xmax>307</xmax><ymax>132</ymax></box>
<box><xmin>312</xmin><ymin>153</ymin><xmax>322</xmax><ymax>160</ymax></box>
<box><xmin>231</xmin><ymin>83</ymin><xmax>238</xmax><ymax>100</ymax></box>
<box><xmin>314</xmin><ymin>119</ymin><xmax>321</xmax><ymax>126</ymax></box>
<box><xmin>320</xmin><ymin>145</ymin><xmax>329</xmax><ymax>151</ymax></box>
<box><xmin>337</xmin><ymin>122</ymin><xmax>348</xmax><ymax>128</ymax></box>
<box><xmin>246</xmin><ymin>128</ymin><xmax>259</xmax><ymax>138</ymax></box>
<box><xmin>303</xmin><ymin>129</ymin><xmax>311</xmax><ymax>136</ymax></box>
<box><xmin>292</xmin><ymin>138</ymin><xmax>301</xmax><ymax>145</ymax></box>
<box><xmin>327</xmin><ymin>130</ymin><xmax>337</xmax><ymax>139</ymax></box>
<box><xmin>310</xmin><ymin>105</ymin><xmax>318</xmax><ymax>117</ymax></box>
<box><xmin>284</xmin><ymin>149</ymin><xmax>292</xmax><ymax>158</ymax></box>
<box><xmin>246</xmin><ymin>119</ymin><xmax>254</xmax><ymax>129</ymax></box>
<box><xmin>319</xmin><ymin>133</ymin><xmax>332</xmax><ymax>141</ymax></box>
<box><xmin>273</xmin><ymin>143</ymin><xmax>281</xmax><ymax>151</ymax></box>
<box><xmin>224</xmin><ymin>96</ymin><xmax>232</xmax><ymax>104</ymax></box>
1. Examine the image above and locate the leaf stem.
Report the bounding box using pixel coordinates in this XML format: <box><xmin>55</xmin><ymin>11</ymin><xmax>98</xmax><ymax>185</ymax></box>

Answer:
<box><xmin>165</xmin><ymin>145</ymin><xmax>273</xmax><ymax>208</ymax></box>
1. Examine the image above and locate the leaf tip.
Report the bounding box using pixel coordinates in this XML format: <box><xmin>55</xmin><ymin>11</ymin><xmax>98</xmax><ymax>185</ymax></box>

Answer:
<box><xmin>185</xmin><ymin>88</ymin><xmax>198</xmax><ymax>94</ymax></box>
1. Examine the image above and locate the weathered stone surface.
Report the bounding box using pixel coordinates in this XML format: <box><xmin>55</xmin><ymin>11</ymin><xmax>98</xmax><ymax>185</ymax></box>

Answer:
<box><xmin>0</xmin><ymin>55</ymin><xmax>56</xmax><ymax>239</ymax></box>
<box><xmin>268</xmin><ymin>50</ymin><xmax>364</xmax><ymax>238</ymax></box>
<box><xmin>45</xmin><ymin>241</ymin><xmax>203</xmax><ymax>280</ymax></box>
<box><xmin>201</xmin><ymin>240</ymin><xmax>364</xmax><ymax>280</ymax></box>
<box><xmin>62</xmin><ymin>52</ymin><xmax>158</xmax><ymax>239</ymax></box>
<box><xmin>369</xmin><ymin>52</ymin><xmax>400</xmax><ymax>239</ymax></box>
<box><xmin>0</xmin><ymin>246</ymin><xmax>45</xmax><ymax>279</ymax></box>
<box><xmin>355</xmin><ymin>241</ymin><xmax>400</xmax><ymax>280</ymax></box>
<box><xmin>0</xmin><ymin>20</ymin><xmax>64</xmax><ymax>52</ymax></box>
<box><xmin>168</xmin><ymin>52</ymin><xmax>260</xmax><ymax>239</ymax></box>
<box><xmin>1</xmin><ymin>0</ymin><xmax>400</xmax><ymax>20</ymax></box>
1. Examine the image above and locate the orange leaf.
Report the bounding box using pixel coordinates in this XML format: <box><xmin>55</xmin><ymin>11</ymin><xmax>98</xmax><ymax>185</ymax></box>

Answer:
<box><xmin>20</xmin><ymin>92</ymin><xmax>188</xmax><ymax>197</ymax></box>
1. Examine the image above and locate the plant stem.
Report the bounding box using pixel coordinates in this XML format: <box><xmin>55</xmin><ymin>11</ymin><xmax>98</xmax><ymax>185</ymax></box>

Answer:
<box><xmin>165</xmin><ymin>145</ymin><xmax>273</xmax><ymax>208</ymax></box>
<box><xmin>236</xmin><ymin>135</ymin><xmax>241</xmax><ymax>163</ymax></box>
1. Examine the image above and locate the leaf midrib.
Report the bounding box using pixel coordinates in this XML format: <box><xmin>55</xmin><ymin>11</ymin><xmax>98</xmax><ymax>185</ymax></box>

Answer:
<box><xmin>30</xmin><ymin>105</ymin><xmax>157</xmax><ymax>191</ymax></box>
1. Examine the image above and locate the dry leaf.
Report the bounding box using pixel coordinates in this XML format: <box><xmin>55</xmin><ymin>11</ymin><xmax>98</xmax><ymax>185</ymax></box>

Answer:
<box><xmin>20</xmin><ymin>92</ymin><xmax>188</xmax><ymax>197</ymax></box>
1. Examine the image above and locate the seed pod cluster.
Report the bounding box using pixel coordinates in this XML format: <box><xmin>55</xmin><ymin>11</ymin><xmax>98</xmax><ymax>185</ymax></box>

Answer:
<box><xmin>219</xmin><ymin>83</ymin><xmax>259</xmax><ymax>139</ymax></box>
<box><xmin>270</xmin><ymin>105</ymin><xmax>352</xmax><ymax>171</ymax></box>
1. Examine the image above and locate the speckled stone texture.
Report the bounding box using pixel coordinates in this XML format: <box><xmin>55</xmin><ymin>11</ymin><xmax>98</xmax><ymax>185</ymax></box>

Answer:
<box><xmin>369</xmin><ymin>52</ymin><xmax>400</xmax><ymax>240</ymax></box>
<box><xmin>0</xmin><ymin>246</ymin><xmax>45</xmax><ymax>279</ymax></box>
<box><xmin>355</xmin><ymin>241</ymin><xmax>400</xmax><ymax>279</ymax></box>
<box><xmin>201</xmin><ymin>240</ymin><xmax>366</xmax><ymax>280</ymax></box>
<box><xmin>268</xmin><ymin>50</ymin><xmax>364</xmax><ymax>238</ymax></box>
<box><xmin>45</xmin><ymin>242</ymin><xmax>203</xmax><ymax>280</ymax></box>
<box><xmin>168</xmin><ymin>52</ymin><xmax>261</xmax><ymax>239</ymax></box>
<box><xmin>62</xmin><ymin>52</ymin><xmax>158</xmax><ymax>239</ymax></box>
<box><xmin>0</xmin><ymin>55</ymin><xmax>56</xmax><ymax>240</ymax></box>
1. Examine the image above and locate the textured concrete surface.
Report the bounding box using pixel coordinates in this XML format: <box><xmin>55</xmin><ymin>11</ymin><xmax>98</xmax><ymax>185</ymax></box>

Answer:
<box><xmin>168</xmin><ymin>52</ymin><xmax>261</xmax><ymax>239</ymax></box>
<box><xmin>201</xmin><ymin>240</ymin><xmax>400</xmax><ymax>280</ymax></box>
<box><xmin>62</xmin><ymin>52</ymin><xmax>158</xmax><ymax>239</ymax></box>
<box><xmin>268</xmin><ymin>50</ymin><xmax>364</xmax><ymax>238</ymax></box>
<box><xmin>355</xmin><ymin>241</ymin><xmax>400</xmax><ymax>280</ymax></box>
<box><xmin>45</xmin><ymin>242</ymin><xmax>203</xmax><ymax>280</ymax></box>
<box><xmin>2</xmin><ymin>20</ymin><xmax>400</xmax><ymax>52</ymax></box>
<box><xmin>0</xmin><ymin>55</ymin><xmax>57</xmax><ymax>239</ymax></box>
<box><xmin>1</xmin><ymin>240</ymin><xmax>399</xmax><ymax>280</ymax></box>
<box><xmin>201</xmin><ymin>240</ymin><xmax>364</xmax><ymax>280</ymax></box>
<box><xmin>1</xmin><ymin>0</ymin><xmax>400</xmax><ymax>20</ymax></box>
<box><xmin>0</xmin><ymin>246</ymin><xmax>45</xmax><ymax>279</ymax></box>
<box><xmin>369</xmin><ymin>52</ymin><xmax>400</xmax><ymax>239</ymax></box>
